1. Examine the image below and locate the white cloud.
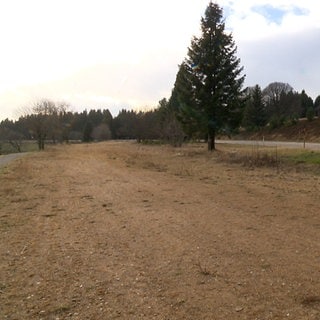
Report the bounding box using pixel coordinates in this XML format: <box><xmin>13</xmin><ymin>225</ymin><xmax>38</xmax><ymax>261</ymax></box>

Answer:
<box><xmin>237</xmin><ymin>28</ymin><xmax>320</xmax><ymax>99</ymax></box>
<box><xmin>220</xmin><ymin>0</ymin><xmax>319</xmax><ymax>40</ymax></box>
<box><xmin>0</xmin><ymin>0</ymin><xmax>319</xmax><ymax>120</ymax></box>
<box><xmin>0</xmin><ymin>49</ymin><xmax>180</xmax><ymax>117</ymax></box>
<box><xmin>217</xmin><ymin>0</ymin><xmax>320</xmax><ymax>99</ymax></box>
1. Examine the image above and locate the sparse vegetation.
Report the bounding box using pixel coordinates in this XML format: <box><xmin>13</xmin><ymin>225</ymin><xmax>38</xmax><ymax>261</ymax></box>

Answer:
<box><xmin>216</xmin><ymin>145</ymin><xmax>280</xmax><ymax>169</ymax></box>
<box><xmin>1</xmin><ymin>141</ymin><xmax>320</xmax><ymax>319</ymax></box>
<box><xmin>195</xmin><ymin>260</ymin><xmax>215</xmax><ymax>276</ymax></box>
<box><xmin>282</xmin><ymin>150</ymin><xmax>320</xmax><ymax>165</ymax></box>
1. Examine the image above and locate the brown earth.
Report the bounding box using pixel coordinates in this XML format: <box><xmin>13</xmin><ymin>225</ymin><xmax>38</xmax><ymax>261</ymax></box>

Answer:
<box><xmin>0</xmin><ymin>141</ymin><xmax>320</xmax><ymax>320</ymax></box>
<box><xmin>233</xmin><ymin>117</ymin><xmax>320</xmax><ymax>143</ymax></box>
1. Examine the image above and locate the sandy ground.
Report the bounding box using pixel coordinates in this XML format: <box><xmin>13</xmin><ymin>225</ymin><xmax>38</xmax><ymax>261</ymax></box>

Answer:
<box><xmin>0</xmin><ymin>141</ymin><xmax>319</xmax><ymax>320</ymax></box>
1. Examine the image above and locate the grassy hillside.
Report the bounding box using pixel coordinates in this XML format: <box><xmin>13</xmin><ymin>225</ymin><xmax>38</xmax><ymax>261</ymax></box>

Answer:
<box><xmin>234</xmin><ymin>117</ymin><xmax>320</xmax><ymax>142</ymax></box>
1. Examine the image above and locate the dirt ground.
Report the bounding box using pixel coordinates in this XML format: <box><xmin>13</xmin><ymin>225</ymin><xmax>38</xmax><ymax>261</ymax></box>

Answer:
<box><xmin>0</xmin><ymin>141</ymin><xmax>320</xmax><ymax>320</ymax></box>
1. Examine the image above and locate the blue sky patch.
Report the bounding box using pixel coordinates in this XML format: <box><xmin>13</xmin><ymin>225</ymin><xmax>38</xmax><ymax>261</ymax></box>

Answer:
<box><xmin>292</xmin><ymin>6</ymin><xmax>310</xmax><ymax>16</ymax></box>
<box><xmin>252</xmin><ymin>4</ymin><xmax>309</xmax><ymax>25</ymax></box>
<box><xmin>252</xmin><ymin>5</ymin><xmax>287</xmax><ymax>24</ymax></box>
<box><xmin>222</xmin><ymin>4</ymin><xmax>234</xmax><ymax>19</ymax></box>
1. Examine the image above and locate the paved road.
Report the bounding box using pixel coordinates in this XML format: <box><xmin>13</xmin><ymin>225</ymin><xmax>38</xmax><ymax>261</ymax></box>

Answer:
<box><xmin>217</xmin><ymin>140</ymin><xmax>320</xmax><ymax>150</ymax></box>
<box><xmin>0</xmin><ymin>153</ymin><xmax>28</xmax><ymax>169</ymax></box>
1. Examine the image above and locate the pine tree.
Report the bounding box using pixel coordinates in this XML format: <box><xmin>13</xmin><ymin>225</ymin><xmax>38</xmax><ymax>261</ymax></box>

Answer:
<box><xmin>314</xmin><ymin>95</ymin><xmax>320</xmax><ymax>117</ymax></box>
<box><xmin>170</xmin><ymin>63</ymin><xmax>202</xmax><ymax>138</ymax></box>
<box><xmin>300</xmin><ymin>90</ymin><xmax>314</xmax><ymax>118</ymax></box>
<box><xmin>242</xmin><ymin>85</ymin><xmax>266</xmax><ymax>131</ymax></box>
<box><xmin>83</xmin><ymin>121</ymin><xmax>93</xmax><ymax>142</ymax></box>
<box><xmin>171</xmin><ymin>1</ymin><xmax>245</xmax><ymax>150</ymax></box>
<box><xmin>158</xmin><ymin>98</ymin><xmax>185</xmax><ymax>146</ymax></box>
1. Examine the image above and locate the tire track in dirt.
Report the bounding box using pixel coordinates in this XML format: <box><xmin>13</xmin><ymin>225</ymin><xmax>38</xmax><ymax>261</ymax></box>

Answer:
<box><xmin>1</xmin><ymin>142</ymin><xmax>320</xmax><ymax>319</ymax></box>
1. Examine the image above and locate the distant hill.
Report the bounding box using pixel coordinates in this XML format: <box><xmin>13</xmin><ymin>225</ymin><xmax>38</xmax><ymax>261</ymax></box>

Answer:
<box><xmin>233</xmin><ymin>117</ymin><xmax>320</xmax><ymax>143</ymax></box>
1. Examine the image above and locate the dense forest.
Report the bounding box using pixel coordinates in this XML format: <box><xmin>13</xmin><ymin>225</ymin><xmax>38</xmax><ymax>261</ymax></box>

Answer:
<box><xmin>1</xmin><ymin>3</ymin><xmax>320</xmax><ymax>152</ymax></box>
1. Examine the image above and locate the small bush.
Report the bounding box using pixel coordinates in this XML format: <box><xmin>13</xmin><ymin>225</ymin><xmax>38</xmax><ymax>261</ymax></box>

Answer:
<box><xmin>306</xmin><ymin>107</ymin><xmax>315</xmax><ymax>122</ymax></box>
<box><xmin>217</xmin><ymin>145</ymin><xmax>280</xmax><ymax>169</ymax></box>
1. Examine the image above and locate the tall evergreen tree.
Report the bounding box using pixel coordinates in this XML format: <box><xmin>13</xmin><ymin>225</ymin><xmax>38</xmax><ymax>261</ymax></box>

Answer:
<box><xmin>158</xmin><ymin>98</ymin><xmax>185</xmax><ymax>146</ymax></box>
<box><xmin>314</xmin><ymin>95</ymin><xmax>320</xmax><ymax>117</ymax></box>
<box><xmin>300</xmin><ymin>89</ymin><xmax>314</xmax><ymax>118</ymax></box>
<box><xmin>278</xmin><ymin>91</ymin><xmax>301</xmax><ymax>123</ymax></box>
<box><xmin>170</xmin><ymin>63</ymin><xmax>200</xmax><ymax>138</ymax></box>
<box><xmin>171</xmin><ymin>1</ymin><xmax>245</xmax><ymax>150</ymax></box>
<box><xmin>83</xmin><ymin>121</ymin><xmax>93</xmax><ymax>142</ymax></box>
<box><xmin>242</xmin><ymin>85</ymin><xmax>266</xmax><ymax>131</ymax></box>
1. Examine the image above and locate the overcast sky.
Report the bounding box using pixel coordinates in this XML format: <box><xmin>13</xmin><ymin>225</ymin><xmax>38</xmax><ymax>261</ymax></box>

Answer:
<box><xmin>0</xmin><ymin>0</ymin><xmax>319</xmax><ymax>120</ymax></box>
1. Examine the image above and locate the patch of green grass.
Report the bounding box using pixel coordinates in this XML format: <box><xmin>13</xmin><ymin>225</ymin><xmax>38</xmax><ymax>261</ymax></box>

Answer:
<box><xmin>283</xmin><ymin>150</ymin><xmax>320</xmax><ymax>165</ymax></box>
<box><xmin>219</xmin><ymin>144</ymin><xmax>320</xmax><ymax>169</ymax></box>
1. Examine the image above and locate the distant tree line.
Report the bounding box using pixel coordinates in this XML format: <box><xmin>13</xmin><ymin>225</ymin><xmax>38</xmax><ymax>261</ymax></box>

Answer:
<box><xmin>1</xmin><ymin>2</ymin><xmax>320</xmax><ymax>152</ymax></box>
<box><xmin>0</xmin><ymin>82</ymin><xmax>319</xmax><ymax>152</ymax></box>
<box><xmin>242</xmin><ymin>82</ymin><xmax>319</xmax><ymax>131</ymax></box>
<box><xmin>0</xmin><ymin>99</ymin><xmax>169</xmax><ymax>151</ymax></box>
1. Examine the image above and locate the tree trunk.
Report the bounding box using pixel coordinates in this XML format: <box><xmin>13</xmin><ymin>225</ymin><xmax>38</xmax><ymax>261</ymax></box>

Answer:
<box><xmin>208</xmin><ymin>131</ymin><xmax>215</xmax><ymax>151</ymax></box>
<box><xmin>38</xmin><ymin>135</ymin><xmax>42</xmax><ymax>150</ymax></box>
<box><xmin>38</xmin><ymin>134</ymin><xmax>45</xmax><ymax>150</ymax></box>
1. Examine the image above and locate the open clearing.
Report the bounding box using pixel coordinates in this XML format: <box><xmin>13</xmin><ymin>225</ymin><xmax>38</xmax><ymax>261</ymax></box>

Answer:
<box><xmin>0</xmin><ymin>141</ymin><xmax>320</xmax><ymax>319</ymax></box>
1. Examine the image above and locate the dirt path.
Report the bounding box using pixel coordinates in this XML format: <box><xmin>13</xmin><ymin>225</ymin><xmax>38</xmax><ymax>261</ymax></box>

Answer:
<box><xmin>0</xmin><ymin>141</ymin><xmax>319</xmax><ymax>319</ymax></box>
<box><xmin>0</xmin><ymin>153</ymin><xmax>29</xmax><ymax>169</ymax></box>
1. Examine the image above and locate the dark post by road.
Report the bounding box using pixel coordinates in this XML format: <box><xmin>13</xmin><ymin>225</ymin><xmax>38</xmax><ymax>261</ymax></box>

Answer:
<box><xmin>303</xmin><ymin>128</ymin><xmax>306</xmax><ymax>149</ymax></box>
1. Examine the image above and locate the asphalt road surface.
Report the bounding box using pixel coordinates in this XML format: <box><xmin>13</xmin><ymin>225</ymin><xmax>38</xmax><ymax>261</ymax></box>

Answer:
<box><xmin>217</xmin><ymin>140</ymin><xmax>320</xmax><ymax>150</ymax></box>
<box><xmin>0</xmin><ymin>153</ymin><xmax>28</xmax><ymax>169</ymax></box>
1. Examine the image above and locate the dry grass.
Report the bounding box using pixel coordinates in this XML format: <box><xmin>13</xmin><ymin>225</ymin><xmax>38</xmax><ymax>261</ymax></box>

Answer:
<box><xmin>1</xmin><ymin>141</ymin><xmax>320</xmax><ymax>319</ymax></box>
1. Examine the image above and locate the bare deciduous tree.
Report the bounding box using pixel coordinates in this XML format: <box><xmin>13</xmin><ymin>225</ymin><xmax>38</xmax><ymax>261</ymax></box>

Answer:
<box><xmin>262</xmin><ymin>82</ymin><xmax>293</xmax><ymax>104</ymax></box>
<box><xmin>25</xmin><ymin>99</ymin><xmax>69</xmax><ymax>150</ymax></box>
<box><xmin>0</xmin><ymin>127</ymin><xmax>23</xmax><ymax>153</ymax></box>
